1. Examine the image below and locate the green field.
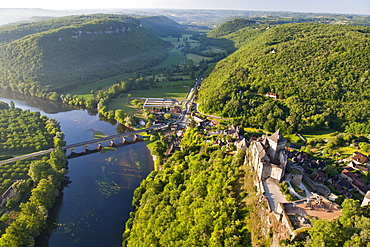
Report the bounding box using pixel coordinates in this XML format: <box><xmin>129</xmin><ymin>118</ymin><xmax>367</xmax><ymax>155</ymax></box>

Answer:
<box><xmin>105</xmin><ymin>84</ymin><xmax>189</xmax><ymax>114</ymax></box>
<box><xmin>63</xmin><ymin>71</ymin><xmax>137</xmax><ymax>98</ymax></box>
<box><xmin>203</xmin><ymin>46</ymin><xmax>225</xmax><ymax>53</ymax></box>
<box><xmin>156</xmin><ymin>79</ymin><xmax>194</xmax><ymax>87</ymax></box>
<box><xmin>62</xmin><ymin>33</ymin><xmax>197</xmax><ymax>96</ymax></box>
<box><xmin>186</xmin><ymin>54</ymin><xmax>213</xmax><ymax>64</ymax></box>
<box><xmin>153</xmin><ymin>48</ymin><xmax>186</xmax><ymax>68</ymax></box>
<box><xmin>303</xmin><ymin>130</ymin><xmax>337</xmax><ymax>140</ymax></box>
<box><xmin>129</xmin><ymin>87</ymin><xmax>189</xmax><ymax>99</ymax></box>
<box><xmin>107</xmin><ymin>95</ymin><xmax>140</xmax><ymax>115</ymax></box>
<box><xmin>163</xmin><ymin>34</ymin><xmax>198</xmax><ymax>47</ymax></box>
<box><xmin>338</xmin><ymin>146</ymin><xmax>362</xmax><ymax>156</ymax></box>
<box><xmin>150</xmin><ymin>74</ymin><xmax>192</xmax><ymax>82</ymax></box>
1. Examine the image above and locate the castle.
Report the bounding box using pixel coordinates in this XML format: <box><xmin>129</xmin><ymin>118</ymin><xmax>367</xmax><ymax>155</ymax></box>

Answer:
<box><xmin>250</xmin><ymin>129</ymin><xmax>287</xmax><ymax>183</ymax></box>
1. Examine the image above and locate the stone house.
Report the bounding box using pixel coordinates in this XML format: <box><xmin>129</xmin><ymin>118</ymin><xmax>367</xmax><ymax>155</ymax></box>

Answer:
<box><xmin>352</xmin><ymin>152</ymin><xmax>369</xmax><ymax>165</ymax></box>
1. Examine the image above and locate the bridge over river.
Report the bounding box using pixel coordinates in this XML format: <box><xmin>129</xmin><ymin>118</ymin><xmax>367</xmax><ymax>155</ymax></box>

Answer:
<box><xmin>0</xmin><ymin>125</ymin><xmax>166</xmax><ymax>165</ymax></box>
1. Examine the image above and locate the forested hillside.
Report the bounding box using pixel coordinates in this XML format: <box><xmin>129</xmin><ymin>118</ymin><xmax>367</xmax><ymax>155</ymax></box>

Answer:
<box><xmin>0</xmin><ymin>14</ymin><xmax>138</xmax><ymax>44</ymax></box>
<box><xmin>207</xmin><ymin>18</ymin><xmax>260</xmax><ymax>38</ymax></box>
<box><xmin>139</xmin><ymin>16</ymin><xmax>185</xmax><ymax>37</ymax></box>
<box><xmin>123</xmin><ymin>128</ymin><xmax>251</xmax><ymax>246</ymax></box>
<box><xmin>199</xmin><ymin>23</ymin><xmax>370</xmax><ymax>134</ymax></box>
<box><xmin>0</xmin><ymin>14</ymin><xmax>171</xmax><ymax>94</ymax></box>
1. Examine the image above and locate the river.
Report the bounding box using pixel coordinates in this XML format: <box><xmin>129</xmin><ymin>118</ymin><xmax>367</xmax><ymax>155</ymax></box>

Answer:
<box><xmin>0</xmin><ymin>92</ymin><xmax>153</xmax><ymax>247</ymax></box>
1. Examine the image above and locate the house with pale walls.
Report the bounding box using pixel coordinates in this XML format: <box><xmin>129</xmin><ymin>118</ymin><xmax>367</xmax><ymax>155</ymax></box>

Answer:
<box><xmin>362</xmin><ymin>191</ymin><xmax>370</xmax><ymax>207</ymax></box>
<box><xmin>265</xmin><ymin>92</ymin><xmax>277</xmax><ymax>98</ymax></box>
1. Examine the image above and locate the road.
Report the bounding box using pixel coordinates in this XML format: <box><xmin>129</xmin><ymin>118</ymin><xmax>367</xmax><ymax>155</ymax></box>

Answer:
<box><xmin>193</xmin><ymin>102</ymin><xmax>231</xmax><ymax>121</ymax></box>
<box><xmin>0</xmin><ymin>125</ymin><xmax>166</xmax><ymax>165</ymax></box>
<box><xmin>0</xmin><ymin>148</ymin><xmax>56</xmax><ymax>165</ymax></box>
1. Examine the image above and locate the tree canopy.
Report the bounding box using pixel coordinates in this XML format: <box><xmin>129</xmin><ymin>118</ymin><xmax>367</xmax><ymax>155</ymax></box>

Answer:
<box><xmin>199</xmin><ymin>23</ymin><xmax>370</xmax><ymax>134</ymax></box>
<box><xmin>0</xmin><ymin>14</ymin><xmax>171</xmax><ymax>96</ymax></box>
<box><xmin>123</xmin><ymin>128</ymin><xmax>251</xmax><ymax>246</ymax></box>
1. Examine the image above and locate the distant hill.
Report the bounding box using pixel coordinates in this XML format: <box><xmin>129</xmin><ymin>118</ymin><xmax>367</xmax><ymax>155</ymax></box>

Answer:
<box><xmin>0</xmin><ymin>14</ymin><xmax>172</xmax><ymax>94</ymax></box>
<box><xmin>198</xmin><ymin>23</ymin><xmax>370</xmax><ymax>133</ymax></box>
<box><xmin>207</xmin><ymin>18</ymin><xmax>260</xmax><ymax>38</ymax></box>
<box><xmin>1</xmin><ymin>8</ymin><xmax>370</xmax><ymax>29</ymax></box>
<box><xmin>139</xmin><ymin>15</ymin><xmax>185</xmax><ymax>37</ymax></box>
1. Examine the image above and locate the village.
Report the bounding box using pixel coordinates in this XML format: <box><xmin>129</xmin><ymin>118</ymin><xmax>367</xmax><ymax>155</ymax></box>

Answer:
<box><xmin>138</xmin><ymin>95</ymin><xmax>370</xmax><ymax>239</ymax></box>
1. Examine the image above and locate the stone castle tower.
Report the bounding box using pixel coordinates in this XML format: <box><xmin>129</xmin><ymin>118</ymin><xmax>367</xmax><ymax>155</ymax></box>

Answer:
<box><xmin>266</xmin><ymin>129</ymin><xmax>287</xmax><ymax>165</ymax></box>
<box><xmin>250</xmin><ymin>129</ymin><xmax>287</xmax><ymax>183</ymax></box>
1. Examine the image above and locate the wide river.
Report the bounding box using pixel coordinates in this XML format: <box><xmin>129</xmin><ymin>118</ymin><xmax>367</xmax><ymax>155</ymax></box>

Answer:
<box><xmin>0</xmin><ymin>92</ymin><xmax>153</xmax><ymax>247</ymax></box>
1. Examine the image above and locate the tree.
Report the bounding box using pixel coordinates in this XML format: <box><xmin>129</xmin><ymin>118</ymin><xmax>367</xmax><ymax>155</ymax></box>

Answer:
<box><xmin>307</xmin><ymin>219</ymin><xmax>344</xmax><ymax>247</ymax></box>
<box><xmin>124</xmin><ymin>116</ymin><xmax>137</xmax><ymax>127</ymax></box>
<box><xmin>324</xmin><ymin>164</ymin><xmax>339</xmax><ymax>177</ymax></box>
<box><xmin>28</xmin><ymin>160</ymin><xmax>53</xmax><ymax>184</ymax></box>
<box><xmin>151</xmin><ymin>140</ymin><xmax>167</xmax><ymax>157</ymax></box>
<box><xmin>48</xmin><ymin>92</ymin><xmax>59</xmax><ymax>101</ymax></box>
<box><xmin>189</xmin><ymin>119</ymin><xmax>196</xmax><ymax>128</ymax></box>
<box><xmin>115</xmin><ymin>109</ymin><xmax>126</xmax><ymax>123</ymax></box>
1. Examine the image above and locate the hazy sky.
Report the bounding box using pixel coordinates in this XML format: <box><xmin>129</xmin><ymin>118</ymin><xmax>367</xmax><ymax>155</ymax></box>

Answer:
<box><xmin>1</xmin><ymin>0</ymin><xmax>370</xmax><ymax>15</ymax></box>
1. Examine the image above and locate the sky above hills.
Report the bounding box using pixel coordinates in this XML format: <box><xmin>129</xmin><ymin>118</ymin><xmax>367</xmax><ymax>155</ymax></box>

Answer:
<box><xmin>1</xmin><ymin>0</ymin><xmax>370</xmax><ymax>15</ymax></box>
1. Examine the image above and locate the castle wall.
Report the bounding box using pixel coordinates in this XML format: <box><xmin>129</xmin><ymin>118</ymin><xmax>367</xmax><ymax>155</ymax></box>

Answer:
<box><xmin>302</xmin><ymin>175</ymin><xmax>330</xmax><ymax>196</ymax></box>
<box><xmin>270</xmin><ymin>164</ymin><xmax>284</xmax><ymax>181</ymax></box>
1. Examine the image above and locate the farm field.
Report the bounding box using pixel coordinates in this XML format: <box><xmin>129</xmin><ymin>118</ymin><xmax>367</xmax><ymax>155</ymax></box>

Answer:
<box><xmin>62</xmin><ymin>33</ymin><xmax>197</xmax><ymax>97</ymax></box>
<box><xmin>107</xmin><ymin>96</ymin><xmax>140</xmax><ymax>115</ymax></box>
<box><xmin>128</xmin><ymin>87</ymin><xmax>189</xmax><ymax>99</ymax></box>
<box><xmin>303</xmin><ymin>130</ymin><xmax>337</xmax><ymax>140</ymax></box>
<box><xmin>63</xmin><ymin>71</ymin><xmax>137</xmax><ymax>98</ymax></box>
<box><xmin>186</xmin><ymin>54</ymin><xmax>213</xmax><ymax>64</ymax></box>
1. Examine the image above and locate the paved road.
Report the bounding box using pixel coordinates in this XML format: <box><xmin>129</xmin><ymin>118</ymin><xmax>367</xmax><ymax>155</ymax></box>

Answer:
<box><xmin>0</xmin><ymin>149</ymin><xmax>55</xmax><ymax>165</ymax></box>
<box><xmin>193</xmin><ymin>102</ymin><xmax>231</xmax><ymax>121</ymax></box>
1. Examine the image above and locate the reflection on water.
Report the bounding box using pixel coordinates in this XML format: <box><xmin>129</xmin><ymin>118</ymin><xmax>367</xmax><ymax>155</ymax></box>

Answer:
<box><xmin>0</xmin><ymin>92</ymin><xmax>153</xmax><ymax>247</ymax></box>
<box><xmin>0</xmin><ymin>91</ymin><xmax>78</xmax><ymax>114</ymax></box>
<box><xmin>45</xmin><ymin>143</ymin><xmax>152</xmax><ymax>247</ymax></box>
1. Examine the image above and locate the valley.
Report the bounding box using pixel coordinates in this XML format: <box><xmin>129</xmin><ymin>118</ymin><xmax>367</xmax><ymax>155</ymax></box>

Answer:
<box><xmin>0</xmin><ymin>9</ymin><xmax>370</xmax><ymax>247</ymax></box>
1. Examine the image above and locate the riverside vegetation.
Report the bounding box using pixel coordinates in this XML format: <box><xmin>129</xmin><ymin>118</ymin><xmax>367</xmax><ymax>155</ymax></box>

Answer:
<box><xmin>0</xmin><ymin>101</ymin><xmax>67</xmax><ymax>246</ymax></box>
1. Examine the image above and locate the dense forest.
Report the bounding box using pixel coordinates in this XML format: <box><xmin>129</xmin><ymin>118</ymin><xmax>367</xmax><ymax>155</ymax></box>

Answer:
<box><xmin>123</xmin><ymin>128</ymin><xmax>251</xmax><ymax>246</ymax></box>
<box><xmin>0</xmin><ymin>14</ymin><xmax>172</xmax><ymax>96</ymax></box>
<box><xmin>0</xmin><ymin>101</ymin><xmax>62</xmax><ymax>153</ymax></box>
<box><xmin>0</xmin><ymin>148</ymin><xmax>68</xmax><ymax>246</ymax></box>
<box><xmin>0</xmin><ymin>101</ymin><xmax>67</xmax><ymax>245</ymax></box>
<box><xmin>139</xmin><ymin>15</ymin><xmax>185</xmax><ymax>37</ymax></box>
<box><xmin>207</xmin><ymin>18</ymin><xmax>261</xmax><ymax>39</ymax></box>
<box><xmin>199</xmin><ymin>23</ymin><xmax>370</xmax><ymax>134</ymax></box>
